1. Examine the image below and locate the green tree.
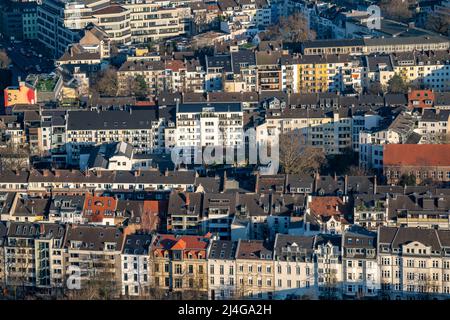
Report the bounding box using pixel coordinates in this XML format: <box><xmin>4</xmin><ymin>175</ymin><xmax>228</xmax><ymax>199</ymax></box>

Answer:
<box><xmin>132</xmin><ymin>75</ymin><xmax>148</xmax><ymax>98</ymax></box>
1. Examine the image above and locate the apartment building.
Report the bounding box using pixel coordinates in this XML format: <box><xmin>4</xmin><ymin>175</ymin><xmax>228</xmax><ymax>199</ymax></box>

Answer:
<box><xmin>64</xmin><ymin>224</ymin><xmax>124</xmax><ymax>296</ymax></box>
<box><xmin>167</xmin><ymin>192</ymin><xmax>203</xmax><ymax>235</ymax></box>
<box><xmin>378</xmin><ymin>226</ymin><xmax>450</xmax><ymax>299</ymax></box>
<box><xmin>281</xmin><ymin>54</ymin><xmax>362</xmax><ymax>94</ymax></box>
<box><xmin>228</xmin><ymin>50</ymin><xmax>258</xmax><ymax>92</ymax></box>
<box><xmin>417</xmin><ymin>109</ymin><xmax>450</xmax><ymax>143</ymax></box>
<box><xmin>235</xmin><ymin>239</ymin><xmax>274</xmax><ymax>299</ymax></box>
<box><xmin>150</xmin><ymin>234</ymin><xmax>211</xmax><ymax>298</ymax></box>
<box><xmin>117</xmin><ymin>60</ymin><xmax>165</xmax><ymax>95</ymax></box>
<box><xmin>342</xmin><ymin>227</ymin><xmax>379</xmax><ymax>298</ymax></box>
<box><xmin>34</xmin><ymin>223</ymin><xmax>66</xmax><ymax>290</ymax></box>
<box><xmin>207</xmin><ymin>240</ymin><xmax>238</xmax><ymax>299</ymax></box>
<box><xmin>0</xmin><ymin>169</ymin><xmax>196</xmax><ymax>194</ymax></box>
<box><xmin>121</xmin><ymin>233</ymin><xmax>152</xmax><ymax>296</ymax></box>
<box><xmin>256</xmin><ymin>51</ymin><xmax>283</xmax><ymax>91</ymax></box>
<box><xmin>359</xmin><ymin>112</ymin><xmax>418</xmax><ymax>171</ymax></box>
<box><xmin>273</xmin><ymin>234</ymin><xmax>315</xmax><ymax>299</ymax></box>
<box><xmin>92</xmin><ymin>5</ymin><xmax>131</xmax><ymax>45</ymax></box>
<box><xmin>121</xmin><ymin>0</ymin><xmax>188</xmax><ymax>44</ymax></box>
<box><xmin>301</xmin><ymin>36</ymin><xmax>450</xmax><ymax>56</ymax></box>
<box><xmin>66</xmin><ymin>109</ymin><xmax>163</xmax><ymax>165</ymax></box>
<box><xmin>392</xmin><ymin>51</ymin><xmax>450</xmax><ymax>92</ymax></box>
<box><xmin>0</xmin><ymin>221</ymin><xmax>7</xmax><ymax>291</ymax></box>
<box><xmin>314</xmin><ymin>234</ymin><xmax>343</xmax><ymax>299</ymax></box>
<box><xmin>38</xmin><ymin>0</ymin><xmax>188</xmax><ymax>57</ymax></box>
<box><xmin>37</xmin><ymin>0</ymin><xmax>106</xmax><ymax>57</ymax></box>
<box><xmin>386</xmin><ymin>194</ymin><xmax>450</xmax><ymax>230</ymax></box>
<box><xmin>353</xmin><ymin>194</ymin><xmax>387</xmax><ymax>231</ymax></box>
<box><xmin>174</xmin><ymin>102</ymin><xmax>244</xmax><ymax>150</ymax></box>
<box><xmin>48</xmin><ymin>195</ymin><xmax>85</xmax><ymax>224</ymax></box>
<box><xmin>2</xmin><ymin>222</ymin><xmax>67</xmax><ymax>292</ymax></box>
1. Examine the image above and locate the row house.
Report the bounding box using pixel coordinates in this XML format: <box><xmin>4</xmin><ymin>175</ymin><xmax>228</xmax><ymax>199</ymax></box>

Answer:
<box><xmin>385</xmin><ymin>194</ymin><xmax>450</xmax><ymax>230</ymax></box>
<box><xmin>150</xmin><ymin>233</ymin><xmax>211</xmax><ymax>299</ymax></box>
<box><xmin>64</xmin><ymin>224</ymin><xmax>124</xmax><ymax>295</ymax></box>
<box><xmin>378</xmin><ymin>226</ymin><xmax>450</xmax><ymax>299</ymax></box>
<box><xmin>121</xmin><ymin>233</ymin><xmax>152</xmax><ymax>296</ymax></box>
<box><xmin>342</xmin><ymin>226</ymin><xmax>379</xmax><ymax>298</ymax></box>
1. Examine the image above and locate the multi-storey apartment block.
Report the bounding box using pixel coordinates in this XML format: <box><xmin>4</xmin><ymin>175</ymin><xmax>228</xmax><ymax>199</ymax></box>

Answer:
<box><xmin>235</xmin><ymin>239</ymin><xmax>274</xmax><ymax>299</ymax></box>
<box><xmin>342</xmin><ymin>227</ymin><xmax>379</xmax><ymax>298</ymax></box>
<box><xmin>174</xmin><ymin>102</ymin><xmax>244</xmax><ymax>150</ymax></box>
<box><xmin>150</xmin><ymin>234</ymin><xmax>211</xmax><ymax>299</ymax></box>
<box><xmin>66</xmin><ymin>109</ymin><xmax>163</xmax><ymax>164</ymax></box>
<box><xmin>378</xmin><ymin>226</ymin><xmax>450</xmax><ymax>299</ymax></box>
<box><xmin>121</xmin><ymin>233</ymin><xmax>152</xmax><ymax>296</ymax></box>
<box><xmin>207</xmin><ymin>240</ymin><xmax>238</xmax><ymax>300</ymax></box>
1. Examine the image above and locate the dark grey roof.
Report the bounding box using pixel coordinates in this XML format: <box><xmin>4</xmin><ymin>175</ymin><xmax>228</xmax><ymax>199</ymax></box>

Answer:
<box><xmin>168</xmin><ymin>192</ymin><xmax>202</xmax><ymax>217</ymax></box>
<box><xmin>122</xmin><ymin>233</ymin><xmax>152</xmax><ymax>255</ymax></box>
<box><xmin>0</xmin><ymin>192</ymin><xmax>16</xmax><ymax>214</ymax></box>
<box><xmin>231</xmin><ymin>50</ymin><xmax>256</xmax><ymax>74</ymax></box>
<box><xmin>274</xmin><ymin>234</ymin><xmax>315</xmax><ymax>261</ymax></box>
<box><xmin>236</xmin><ymin>239</ymin><xmax>273</xmax><ymax>260</ymax></box>
<box><xmin>65</xmin><ymin>224</ymin><xmax>124</xmax><ymax>251</ymax></box>
<box><xmin>177</xmin><ymin>102</ymin><xmax>242</xmax><ymax>113</ymax></box>
<box><xmin>206</xmin><ymin>55</ymin><xmax>232</xmax><ymax>72</ymax></box>
<box><xmin>379</xmin><ymin>226</ymin><xmax>445</xmax><ymax>252</ymax></box>
<box><xmin>421</xmin><ymin>109</ymin><xmax>450</xmax><ymax>122</ymax></box>
<box><xmin>302</xmin><ymin>38</ymin><xmax>364</xmax><ymax>49</ymax></box>
<box><xmin>208</xmin><ymin>240</ymin><xmax>238</xmax><ymax>259</ymax></box>
<box><xmin>67</xmin><ymin>110</ymin><xmax>158</xmax><ymax>130</ymax></box>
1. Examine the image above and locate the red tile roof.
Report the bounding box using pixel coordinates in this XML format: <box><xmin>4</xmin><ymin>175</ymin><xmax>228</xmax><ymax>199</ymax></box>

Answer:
<box><xmin>83</xmin><ymin>194</ymin><xmax>118</xmax><ymax>223</ymax></box>
<box><xmin>309</xmin><ymin>196</ymin><xmax>349</xmax><ymax>217</ymax></box>
<box><xmin>384</xmin><ymin>144</ymin><xmax>450</xmax><ymax>167</ymax></box>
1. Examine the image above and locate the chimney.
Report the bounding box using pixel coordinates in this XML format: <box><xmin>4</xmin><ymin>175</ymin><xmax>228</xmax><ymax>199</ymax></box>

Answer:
<box><xmin>43</xmin><ymin>169</ymin><xmax>50</xmax><ymax>177</ymax></box>
<box><xmin>165</xmin><ymin>168</ymin><xmax>169</xmax><ymax>177</ymax></box>
<box><xmin>55</xmin><ymin>170</ymin><xmax>60</xmax><ymax>178</ymax></box>
<box><xmin>186</xmin><ymin>193</ymin><xmax>190</xmax><ymax>206</ymax></box>
<box><xmin>134</xmin><ymin>170</ymin><xmax>141</xmax><ymax>177</ymax></box>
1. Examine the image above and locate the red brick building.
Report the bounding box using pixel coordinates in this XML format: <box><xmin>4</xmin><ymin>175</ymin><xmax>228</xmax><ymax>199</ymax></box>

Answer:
<box><xmin>383</xmin><ymin>144</ymin><xmax>450</xmax><ymax>184</ymax></box>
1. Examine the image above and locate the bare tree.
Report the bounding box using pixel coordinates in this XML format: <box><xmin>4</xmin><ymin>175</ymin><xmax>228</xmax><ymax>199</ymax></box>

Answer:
<box><xmin>264</xmin><ymin>12</ymin><xmax>316</xmax><ymax>42</ymax></box>
<box><xmin>91</xmin><ymin>66</ymin><xmax>118</xmax><ymax>97</ymax></box>
<box><xmin>0</xmin><ymin>144</ymin><xmax>30</xmax><ymax>172</ymax></box>
<box><xmin>279</xmin><ymin>130</ymin><xmax>326</xmax><ymax>174</ymax></box>
<box><xmin>0</xmin><ymin>50</ymin><xmax>11</xmax><ymax>69</ymax></box>
<box><xmin>425</xmin><ymin>14</ymin><xmax>450</xmax><ymax>36</ymax></box>
<box><xmin>346</xmin><ymin>165</ymin><xmax>370</xmax><ymax>176</ymax></box>
<box><xmin>380</xmin><ymin>0</ymin><xmax>413</xmax><ymax>23</ymax></box>
<box><xmin>320</xmin><ymin>269</ymin><xmax>339</xmax><ymax>300</ymax></box>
